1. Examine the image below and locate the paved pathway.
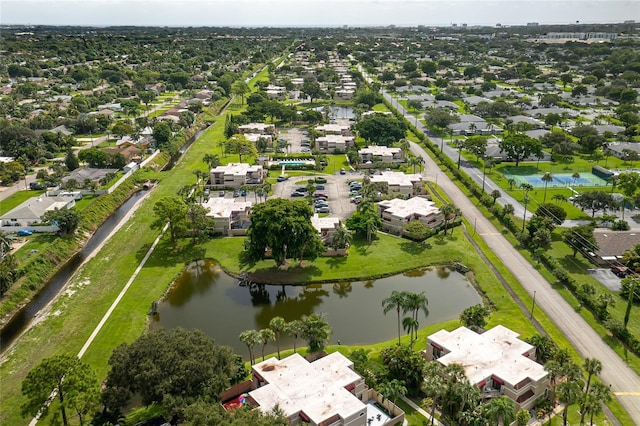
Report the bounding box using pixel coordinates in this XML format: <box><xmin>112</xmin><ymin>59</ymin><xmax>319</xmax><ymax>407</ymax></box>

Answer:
<box><xmin>399</xmin><ymin>395</ymin><xmax>444</xmax><ymax>426</ymax></box>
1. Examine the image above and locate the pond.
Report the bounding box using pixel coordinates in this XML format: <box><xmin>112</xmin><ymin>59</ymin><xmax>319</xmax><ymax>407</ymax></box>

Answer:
<box><xmin>151</xmin><ymin>260</ymin><xmax>482</xmax><ymax>356</ymax></box>
<box><xmin>312</xmin><ymin>105</ymin><xmax>356</xmax><ymax>120</ymax></box>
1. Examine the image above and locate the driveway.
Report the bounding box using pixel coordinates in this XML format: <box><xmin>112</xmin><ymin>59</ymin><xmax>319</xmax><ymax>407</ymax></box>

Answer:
<box><xmin>278</xmin><ymin>128</ymin><xmax>309</xmax><ymax>154</ymax></box>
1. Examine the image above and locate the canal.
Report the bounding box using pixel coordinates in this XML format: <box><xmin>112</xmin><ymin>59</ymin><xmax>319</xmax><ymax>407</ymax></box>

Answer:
<box><xmin>152</xmin><ymin>260</ymin><xmax>482</xmax><ymax>356</ymax></box>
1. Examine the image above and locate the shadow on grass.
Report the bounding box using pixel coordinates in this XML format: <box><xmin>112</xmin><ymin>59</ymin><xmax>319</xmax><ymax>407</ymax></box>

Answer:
<box><xmin>136</xmin><ymin>239</ymin><xmax>207</xmax><ymax>268</ymax></box>
<box><xmin>326</xmin><ymin>255</ymin><xmax>347</xmax><ymax>269</ymax></box>
<box><xmin>399</xmin><ymin>240</ymin><xmax>432</xmax><ymax>255</ymax></box>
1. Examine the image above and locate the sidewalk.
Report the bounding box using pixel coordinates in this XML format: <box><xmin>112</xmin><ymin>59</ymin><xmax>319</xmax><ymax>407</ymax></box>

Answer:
<box><xmin>399</xmin><ymin>395</ymin><xmax>444</xmax><ymax>426</ymax></box>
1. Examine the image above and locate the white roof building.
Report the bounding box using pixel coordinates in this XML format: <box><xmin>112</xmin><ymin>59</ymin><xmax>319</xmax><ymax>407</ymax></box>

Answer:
<box><xmin>315</xmin><ymin>123</ymin><xmax>351</xmax><ymax>135</ymax></box>
<box><xmin>359</xmin><ymin>146</ymin><xmax>403</xmax><ymax>164</ymax></box>
<box><xmin>209</xmin><ymin>163</ymin><xmax>265</xmax><ymax>188</ymax></box>
<box><xmin>377</xmin><ymin>197</ymin><xmax>444</xmax><ymax>234</ymax></box>
<box><xmin>250</xmin><ymin>352</ymin><xmax>369</xmax><ymax>425</ymax></box>
<box><xmin>370</xmin><ymin>171</ymin><xmax>422</xmax><ymax>196</ymax></box>
<box><xmin>0</xmin><ymin>196</ymin><xmax>76</xmax><ymax>226</ymax></box>
<box><xmin>425</xmin><ymin>325</ymin><xmax>549</xmax><ymax>410</ymax></box>
<box><xmin>201</xmin><ymin>198</ymin><xmax>252</xmax><ymax>235</ymax></box>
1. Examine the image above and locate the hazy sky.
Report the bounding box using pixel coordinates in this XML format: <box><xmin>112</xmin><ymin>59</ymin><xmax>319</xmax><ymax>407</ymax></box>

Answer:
<box><xmin>2</xmin><ymin>0</ymin><xmax>638</xmax><ymax>27</ymax></box>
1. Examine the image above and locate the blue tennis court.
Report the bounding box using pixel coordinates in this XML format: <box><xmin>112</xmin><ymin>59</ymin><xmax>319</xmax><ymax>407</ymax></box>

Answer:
<box><xmin>504</xmin><ymin>172</ymin><xmax>608</xmax><ymax>188</ymax></box>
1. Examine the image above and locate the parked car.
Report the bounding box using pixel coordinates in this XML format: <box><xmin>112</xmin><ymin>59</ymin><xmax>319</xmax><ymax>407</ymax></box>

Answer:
<box><xmin>350</xmin><ymin>190</ymin><xmax>360</xmax><ymax>196</ymax></box>
<box><xmin>315</xmin><ymin>184</ymin><xmax>325</xmax><ymax>190</ymax></box>
<box><xmin>276</xmin><ymin>176</ymin><xmax>289</xmax><ymax>182</ymax></box>
<box><xmin>315</xmin><ymin>201</ymin><xmax>329</xmax><ymax>207</ymax></box>
<box><xmin>314</xmin><ymin>197</ymin><xmax>327</xmax><ymax>203</ymax></box>
<box><xmin>611</xmin><ymin>265</ymin><xmax>631</xmax><ymax>278</ymax></box>
<box><xmin>17</xmin><ymin>230</ymin><xmax>33</xmax><ymax>236</ymax></box>
<box><xmin>204</xmin><ymin>189</ymin><xmax>210</xmax><ymax>197</ymax></box>
<box><xmin>315</xmin><ymin>177</ymin><xmax>327</xmax><ymax>183</ymax></box>
<box><xmin>301</xmin><ymin>147</ymin><xmax>311</xmax><ymax>152</ymax></box>
<box><xmin>291</xmin><ymin>192</ymin><xmax>306</xmax><ymax>197</ymax></box>
<box><xmin>219</xmin><ymin>190</ymin><xmax>225</xmax><ymax>197</ymax></box>
<box><xmin>350</xmin><ymin>195</ymin><xmax>362</xmax><ymax>203</ymax></box>
<box><xmin>315</xmin><ymin>206</ymin><xmax>330</xmax><ymax>213</ymax></box>
<box><xmin>29</xmin><ymin>182</ymin><xmax>44</xmax><ymax>190</ymax></box>
<box><xmin>340</xmin><ymin>168</ymin><xmax>346</xmax><ymax>175</ymax></box>
<box><xmin>233</xmin><ymin>190</ymin><xmax>240</xmax><ymax>197</ymax></box>
<box><xmin>314</xmin><ymin>193</ymin><xmax>328</xmax><ymax>198</ymax></box>
<box><xmin>240</xmin><ymin>189</ymin><xmax>247</xmax><ymax>196</ymax></box>
<box><xmin>295</xmin><ymin>187</ymin><xmax>307</xmax><ymax>193</ymax></box>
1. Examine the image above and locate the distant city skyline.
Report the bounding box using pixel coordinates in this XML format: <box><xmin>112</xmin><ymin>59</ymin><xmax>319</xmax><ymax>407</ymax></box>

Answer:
<box><xmin>2</xmin><ymin>0</ymin><xmax>638</xmax><ymax>28</ymax></box>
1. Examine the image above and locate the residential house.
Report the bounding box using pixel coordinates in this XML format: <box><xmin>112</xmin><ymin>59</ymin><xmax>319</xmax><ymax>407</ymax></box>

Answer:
<box><xmin>592</xmin><ymin>230</ymin><xmax>640</xmax><ymax>267</ymax></box>
<box><xmin>209</xmin><ymin>163</ymin><xmax>265</xmax><ymax>189</ymax></box>
<box><xmin>334</xmin><ymin>88</ymin><xmax>355</xmax><ymax>100</ymax></box>
<box><xmin>265</xmin><ymin>85</ymin><xmax>288</xmax><ymax>101</ymax></box>
<box><xmin>606</xmin><ymin>142</ymin><xmax>640</xmax><ymax>160</ymax></box>
<box><xmin>103</xmin><ymin>146</ymin><xmax>142</xmax><ymax>163</ymax></box>
<box><xmin>201</xmin><ymin>198</ymin><xmax>252</xmax><ymax>236</ymax></box>
<box><xmin>423</xmin><ymin>325</ymin><xmax>549</xmax><ymax>411</ymax></box>
<box><xmin>507</xmin><ymin>115</ymin><xmax>545</xmax><ymax>129</ymax></box>
<box><xmin>316</xmin><ymin>134</ymin><xmax>355</xmax><ymax>153</ymax></box>
<box><xmin>377</xmin><ymin>197</ymin><xmax>444</xmax><ymax>235</ymax></box>
<box><xmin>311</xmin><ymin>215</ymin><xmax>342</xmax><ymax>246</ymax></box>
<box><xmin>223</xmin><ymin>352</ymin><xmax>404</xmax><ymax>426</ymax></box>
<box><xmin>370</xmin><ymin>171</ymin><xmax>423</xmax><ymax>197</ymax></box>
<box><xmin>62</xmin><ymin>168</ymin><xmax>119</xmax><ymax>185</ymax></box>
<box><xmin>358</xmin><ymin>146</ymin><xmax>403</xmax><ymax>165</ymax></box>
<box><xmin>97</xmin><ymin>102</ymin><xmax>122</xmax><ymax>112</ymax></box>
<box><xmin>0</xmin><ymin>196</ymin><xmax>76</xmax><ymax>227</ymax></box>
<box><xmin>48</xmin><ymin>125</ymin><xmax>73</xmax><ymax>136</ymax></box>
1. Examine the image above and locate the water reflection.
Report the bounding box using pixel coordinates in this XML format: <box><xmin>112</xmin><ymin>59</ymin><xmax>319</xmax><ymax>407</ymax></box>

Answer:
<box><xmin>153</xmin><ymin>260</ymin><xmax>481</xmax><ymax>355</ymax></box>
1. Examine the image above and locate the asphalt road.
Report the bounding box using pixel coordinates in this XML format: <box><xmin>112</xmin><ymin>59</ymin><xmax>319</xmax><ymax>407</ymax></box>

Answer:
<box><xmin>355</xmin><ymin>63</ymin><xmax>640</xmax><ymax>421</ymax></box>
<box><xmin>411</xmin><ymin>139</ymin><xmax>640</xmax><ymax>423</ymax></box>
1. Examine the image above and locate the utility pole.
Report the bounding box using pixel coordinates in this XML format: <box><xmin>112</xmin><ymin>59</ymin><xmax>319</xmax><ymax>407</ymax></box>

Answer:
<box><xmin>530</xmin><ymin>291</ymin><xmax>537</xmax><ymax>319</ymax></box>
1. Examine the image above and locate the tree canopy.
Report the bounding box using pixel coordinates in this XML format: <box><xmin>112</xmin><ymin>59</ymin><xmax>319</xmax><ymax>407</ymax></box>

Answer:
<box><xmin>498</xmin><ymin>134</ymin><xmax>543</xmax><ymax>166</ymax></box>
<box><xmin>246</xmin><ymin>198</ymin><xmax>324</xmax><ymax>266</ymax></box>
<box><xmin>102</xmin><ymin>328</ymin><xmax>237</xmax><ymax>414</ymax></box>
<box><xmin>354</xmin><ymin>114</ymin><xmax>407</xmax><ymax>146</ymax></box>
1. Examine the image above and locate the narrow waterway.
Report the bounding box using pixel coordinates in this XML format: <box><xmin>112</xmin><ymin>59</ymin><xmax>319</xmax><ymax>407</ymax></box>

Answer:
<box><xmin>151</xmin><ymin>260</ymin><xmax>482</xmax><ymax>356</ymax></box>
<box><xmin>0</xmin><ymin>190</ymin><xmax>147</xmax><ymax>352</ymax></box>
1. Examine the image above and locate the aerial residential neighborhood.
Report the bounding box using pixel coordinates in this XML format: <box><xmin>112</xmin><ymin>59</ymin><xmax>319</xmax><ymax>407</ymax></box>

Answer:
<box><xmin>0</xmin><ymin>3</ymin><xmax>639</xmax><ymax>426</ymax></box>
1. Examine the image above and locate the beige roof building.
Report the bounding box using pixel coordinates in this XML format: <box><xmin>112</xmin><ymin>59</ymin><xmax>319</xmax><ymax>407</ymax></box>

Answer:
<box><xmin>370</xmin><ymin>171</ymin><xmax>423</xmax><ymax>196</ymax></box>
<box><xmin>424</xmin><ymin>325</ymin><xmax>549</xmax><ymax>410</ymax></box>
<box><xmin>377</xmin><ymin>197</ymin><xmax>443</xmax><ymax>235</ymax></box>
<box><xmin>201</xmin><ymin>198</ymin><xmax>252</xmax><ymax>235</ymax></box>
<box><xmin>209</xmin><ymin>163</ymin><xmax>265</xmax><ymax>189</ymax></box>
<box><xmin>246</xmin><ymin>352</ymin><xmax>404</xmax><ymax>426</ymax></box>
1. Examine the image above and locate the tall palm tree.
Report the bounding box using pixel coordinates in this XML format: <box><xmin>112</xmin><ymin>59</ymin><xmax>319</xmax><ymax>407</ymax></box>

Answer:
<box><xmin>408</xmin><ymin>155</ymin><xmax>425</xmax><ymax>173</ymax></box>
<box><xmin>440</xmin><ymin>203</ymin><xmax>456</xmax><ymax>236</ymax></box>
<box><xmin>331</xmin><ymin>227</ymin><xmax>352</xmax><ymax>250</ymax></box>
<box><xmin>259</xmin><ymin>328</ymin><xmax>276</xmax><ymax>362</ymax></box>
<box><xmin>422</xmin><ymin>362</ymin><xmax>444</xmax><ymax>426</ymax></box>
<box><xmin>541</xmin><ymin>172</ymin><xmax>553</xmax><ymax>202</ymax></box>
<box><xmin>402</xmin><ymin>317</ymin><xmax>419</xmax><ymax>348</ymax></box>
<box><xmin>286</xmin><ymin>320</ymin><xmax>303</xmax><ymax>354</ymax></box>
<box><xmin>556</xmin><ymin>380</ymin><xmax>583</xmax><ymax>426</ymax></box>
<box><xmin>483</xmin><ymin>396</ymin><xmax>516</xmax><ymax>426</ymax></box>
<box><xmin>572</xmin><ymin>172</ymin><xmax>581</xmax><ymax>186</ymax></box>
<box><xmin>582</xmin><ymin>358</ymin><xmax>602</xmax><ymax>395</ymax></box>
<box><xmin>269</xmin><ymin>316</ymin><xmax>287</xmax><ymax>360</ymax></box>
<box><xmin>239</xmin><ymin>329</ymin><xmax>261</xmax><ymax>365</ymax></box>
<box><xmin>382</xmin><ymin>290</ymin><xmax>408</xmax><ymax>345</ymax></box>
<box><xmin>398</xmin><ymin>138</ymin><xmax>411</xmax><ymax>161</ymax></box>
<box><xmin>403</xmin><ymin>292</ymin><xmax>429</xmax><ymax>342</ymax></box>
<box><xmin>585</xmin><ymin>382</ymin><xmax>611</xmax><ymax>425</ymax></box>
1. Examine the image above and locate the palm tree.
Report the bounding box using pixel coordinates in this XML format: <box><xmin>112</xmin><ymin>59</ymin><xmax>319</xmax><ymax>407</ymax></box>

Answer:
<box><xmin>239</xmin><ymin>329</ymin><xmax>261</xmax><ymax>365</ymax></box>
<box><xmin>556</xmin><ymin>380</ymin><xmax>583</xmax><ymax>426</ymax></box>
<box><xmin>572</xmin><ymin>172</ymin><xmax>581</xmax><ymax>186</ymax></box>
<box><xmin>382</xmin><ymin>290</ymin><xmax>408</xmax><ymax>345</ymax></box>
<box><xmin>520</xmin><ymin>183</ymin><xmax>534</xmax><ymax>233</ymax></box>
<box><xmin>378</xmin><ymin>379</ymin><xmax>407</xmax><ymax>407</ymax></box>
<box><xmin>203</xmin><ymin>153</ymin><xmax>220</xmax><ymax>170</ymax></box>
<box><xmin>491</xmin><ymin>189</ymin><xmax>501</xmax><ymax>204</ymax></box>
<box><xmin>552</xmin><ymin>193</ymin><xmax>567</xmax><ymax>204</ymax></box>
<box><xmin>408</xmin><ymin>155</ymin><xmax>425</xmax><ymax>173</ymax></box>
<box><xmin>259</xmin><ymin>328</ymin><xmax>276</xmax><ymax>362</ymax></box>
<box><xmin>440</xmin><ymin>203</ymin><xmax>456</xmax><ymax>236</ymax></box>
<box><xmin>624</xmin><ymin>278</ymin><xmax>638</xmax><ymax>329</ymax></box>
<box><xmin>300</xmin><ymin>313</ymin><xmax>332</xmax><ymax>353</ymax></box>
<box><xmin>541</xmin><ymin>172</ymin><xmax>553</xmax><ymax>202</ymax></box>
<box><xmin>403</xmin><ymin>292</ymin><xmax>429</xmax><ymax>342</ymax></box>
<box><xmin>286</xmin><ymin>320</ymin><xmax>303</xmax><ymax>353</ymax></box>
<box><xmin>507</xmin><ymin>178</ymin><xmax>516</xmax><ymax>190</ymax></box>
<box><xmin>398</xmin><ymin>138</ymin><xmax>411</xmax><ymax>161</ymax></box>
<box><xmin>483</xmin><ymin>396</ymin><xmax>516</xmax><ymax>426</ymax></box>
<box><xmin>582</xmin><ymin>358</ymin><xmax>602</xmax><ymax>395</ymax></box>
<box><xmin>585</xmin><ymin>382</ymin><xmax>611</xmax><ymax>425</ymax></box>
<box><xmin>525</xmin><ymin>334</ymin><xmax>557</xmax><ymax>364</ymax></box>
<box><xmin>422</xmin><ymin>362</ymin><xmax>444</xmax><ymax>426</ymax></box>
<box><xmin>269</xmin><ymin>316</ymin><xmax>287</xmax><ymax>360</ymax></box>
<box><xmin>331</xmin><ymin>227</ymin><xmax>352</xmax><ymax>250</ymax></box>
<box><xmin>402</xmin><ymin>317</ymin><xmax>419</xmax><ymax>348</ymax></box>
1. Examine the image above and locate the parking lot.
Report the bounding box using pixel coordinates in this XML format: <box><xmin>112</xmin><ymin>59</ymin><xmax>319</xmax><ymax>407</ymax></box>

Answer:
<box><xmin>272</xmin><ymin>171</ymin><xmax>363</xmax><ymax>220</ymax></box>
<box><xmin>278</xmin><ymin>128</ymin><xmax>310</xmax><ymax>153</ymax></box>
